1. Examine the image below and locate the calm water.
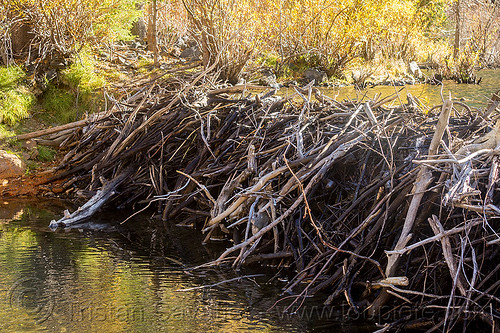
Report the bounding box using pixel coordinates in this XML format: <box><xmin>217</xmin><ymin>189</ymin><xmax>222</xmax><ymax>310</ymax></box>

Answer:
<box><xmin>0</xmin><ymin>200</ymin><xmax>374</xmax><ymax>332</ymax></box>
<box><xmin>284</xmin><ymin>68</ymin><xmax>500</xmax><ymax>109</ymax></box>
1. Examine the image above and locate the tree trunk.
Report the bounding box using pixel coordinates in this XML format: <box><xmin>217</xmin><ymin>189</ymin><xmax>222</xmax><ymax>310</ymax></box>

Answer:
<box><xmin>147</xmin><ymin>0</ymin><xmax>159</xmax><ymax>67</ymax></box>
<box><xmin>453</xmin><ymin>0</ymin><xmax>461</xmax><ymax>59</ymax></box>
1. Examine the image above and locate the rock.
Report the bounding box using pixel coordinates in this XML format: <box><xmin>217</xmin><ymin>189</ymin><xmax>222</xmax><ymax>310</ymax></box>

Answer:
<box><xmin>131</xmin><ymin>17</ymin><xmax>147</xmax><ymax>41</ymax></box>
<box><xmin>259</xmin><ymin>68</ymin><xmax>280</xmax><ymax>89</ymax></box>
<box><xmin>180</xmin><ymin>46</ymin><xmax>201</xmax><ymax>60</ymax></box>
<box><xmin>304</xmin><ymin>68</ymin><xmax>327</xmax><ymax>84</ymax></box>
<box><xmin>22</xmin><ymin>140</ymin><xmax>37</xmax><ymax>151</ymax></box>
<box><xmin>0</xmin><ymin>150</ymin><xmax>25</xmax><ymax>179</ymax></box>
<box><xmin>408</xmin><ymin>61</ymin><xmax>423</xmax><ymax>79</ymax></box>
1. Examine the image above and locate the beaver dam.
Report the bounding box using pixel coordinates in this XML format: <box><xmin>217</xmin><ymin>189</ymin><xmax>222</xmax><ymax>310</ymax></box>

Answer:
<box><xmin>17</xmin><ymin>68</ymin><xmax>500</xmax><ymax>331</ymax></box>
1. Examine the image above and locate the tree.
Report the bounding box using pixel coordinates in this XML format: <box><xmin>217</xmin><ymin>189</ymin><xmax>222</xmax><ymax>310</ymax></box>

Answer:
<box><xmin>147</xmin><ymin>0</ymin><xmax>159</xmax><ymax>67</ymax></box>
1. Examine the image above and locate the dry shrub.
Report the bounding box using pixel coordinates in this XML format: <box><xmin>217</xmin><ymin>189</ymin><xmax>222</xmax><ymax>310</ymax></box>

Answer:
<box><xmin>181</xmin><ymin>0</ymin><xmax>268</xmax><ymax>84</ymax></box>
<box><xmin>0</xmin><ymin>0</ymin><xmax>139</xmax><ymax>70</ymax></box>
<box><xmin>258</xmin><ymin>0</ymin><xmax>448</xmax><ymax>78</ymax></box>
<box><xmin>155</xmin><ymin>1</ymin><xmax>189</xmax><ymax>50</ymax></box>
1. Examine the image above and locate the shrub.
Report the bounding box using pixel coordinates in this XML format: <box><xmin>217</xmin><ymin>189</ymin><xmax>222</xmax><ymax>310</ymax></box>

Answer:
<box><xmin>1</xmin><ymin>0</ymin><xmax>140</xmax><ymax>69</ymax></box>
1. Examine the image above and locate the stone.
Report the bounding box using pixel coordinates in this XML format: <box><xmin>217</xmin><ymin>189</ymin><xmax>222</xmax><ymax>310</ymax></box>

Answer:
<box><xmin>131</xmin><ymin>17</ymin><xmax>147</xmax><ymax>41</ymax></box>
<box><xmin>0</xmin><ymin>150</ymin><xmax>25</xmax><ymax>179</ymax></box>
<box><xmin>174</xmin><ymin>36</ymin><xmax>189</xmax><ymax>50</ymax></box>
<box><xmin>259</xmin><ymin>68</ymin><xmax>280</xmax><ymax>90</ymax></box>
<box><xmin>304</xmin><ymin>68</ymin><xmax>327</xmax><ymax>84</ymax></box>
<box><xmin>409</xmin><ymin>61</ymin><xmax>423</xmax><ymax>79</ymax></box>
<box><xmin>180</xmin><ymin>46</ymin><xmax>201</xmax><ymax>60</ymax></box>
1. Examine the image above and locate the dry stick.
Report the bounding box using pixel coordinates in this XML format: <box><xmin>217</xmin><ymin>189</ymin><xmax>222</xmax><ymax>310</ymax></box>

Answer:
<box><xmin>369</xmin><ymin>99</ymin><xmax>454</xmax><ymax>316</ymax></box>
<box><xmin>102</xmin><ymin>84</ymin><xmax>155</xmax><ymax>162</ymax></box>
<box><xmin>8</xmin><ymin>84</ymin><xmax>155</xmax><ymax>142</ymax></box>
<box><xmin>212</xmin><ymin>134</ymin><xmax>366</xmax><ymax>265</ymax></box>
<box><xmin>385</xmin><ymin>99</ymin><xmax>453</xmax><ymax>278</ymax></box>
<box><xmin>10</xmin><ymin>118</ymin><xmax>91</xmax><ymax>141</ymax></box>
<box><xmin>384</xmin><ymin>218</ymin><xmax>483</xmax><ymax>256</ymax></box>
<box><xmin>428</xmin><ymin>215</ymin><xmax>467</xmax><ymax>296</ymax></box>
<box><xmin>109</xmin><ymin>44</ymin><xmax>226</xmax><ymax>160</ymax></box>
<box><xmin>177</xmin><ymin>170</ymin><xmax>216</xmax><ymax>205</ymax></box>
<box><xmin>175</xmin><ymin>274</ymin><xmax>264</xmax><ymax>292</ymax></box>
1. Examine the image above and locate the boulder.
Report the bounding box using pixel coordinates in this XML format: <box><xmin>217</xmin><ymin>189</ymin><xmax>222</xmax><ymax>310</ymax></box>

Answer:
<box><xmin>304</xmin><ymin>68</ymin><xmax>327</xmax><ymax>84</ymax></box>
<box><xmin>131</xmin><ymin>17</ymin><xmax>147</xmax><ymax>41</ymax></box>
<box><xmin>180</xmin><ymin>46</ymin><xmax>201</xmax><ymax>60</ymax></box>
<box><xmin>0</xmin><ymin>150</ymin><xmax>25</xmax><ymax>179</ymax></box>
<box><xmin>409</xmin><ymin>61</ymin><xmax>423</xmax><ymax>79</ymax></box>
<box><xmin>258</xmin><ymin>69</ymin><xmax>280</xmax><ymax>90</ymax></box>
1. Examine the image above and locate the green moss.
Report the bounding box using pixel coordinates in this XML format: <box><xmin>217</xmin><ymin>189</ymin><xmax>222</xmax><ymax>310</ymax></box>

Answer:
<box><xmin>37</xmin><ymin>145</ymin><xmax>56</xmax><ymax>162</ymax></box>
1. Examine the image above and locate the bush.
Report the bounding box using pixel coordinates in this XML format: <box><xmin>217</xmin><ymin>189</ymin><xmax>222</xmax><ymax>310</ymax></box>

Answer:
<box><xmin>60</xmin><ymin>52</ymin><xmax>106</xmax><ymax>116</ymax></box>
<box><xmin>1</xmin><ymin>0</ymin><xmax>140</xmax><ymax>69</ymax></box>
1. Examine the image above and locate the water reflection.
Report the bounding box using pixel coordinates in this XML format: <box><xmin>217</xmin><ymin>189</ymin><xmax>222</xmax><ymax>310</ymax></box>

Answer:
<box><xmin>0</xmin><ymin>200</ymin><xmax>373</xmax><ymax>332</ymax></box>
<box><xmin>283</xmin><ymin>69</ymin><xmax>500</xmax><ymax>109</ymax></box>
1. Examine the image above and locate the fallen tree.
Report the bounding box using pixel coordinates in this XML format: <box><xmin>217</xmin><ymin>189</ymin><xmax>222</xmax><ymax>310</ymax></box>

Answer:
<box><xmin>24</xmin><ymin>70</ymin><xmax>500</xmax><ymax>331</ymax></box>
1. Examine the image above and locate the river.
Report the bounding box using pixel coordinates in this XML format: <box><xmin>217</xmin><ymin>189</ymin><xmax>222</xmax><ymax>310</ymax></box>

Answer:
<box><xmin>284</xmin><ymin>68</ymin><xmax>499</xmax><ymax>109</ymax></box>
<box><xmin>0</xmin><ymin>200</ymin><xmax>375</xmax><ymax>332</ymax></box>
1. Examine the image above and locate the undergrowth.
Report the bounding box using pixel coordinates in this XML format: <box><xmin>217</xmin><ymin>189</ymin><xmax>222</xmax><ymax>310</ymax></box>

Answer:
<box><xmin>0</xmin><ymin>66</ymin><xmax>35</xmax><ymax>126</ymax></box>
<box><xmin>37</xmin><ymin>145</ymin><xmax>56</xmax><ymax>162</ymax></box>
<box><xmin>43</xmin><ymin>52</ymin><xmax>107</xmax><ymax>125</ymax></box>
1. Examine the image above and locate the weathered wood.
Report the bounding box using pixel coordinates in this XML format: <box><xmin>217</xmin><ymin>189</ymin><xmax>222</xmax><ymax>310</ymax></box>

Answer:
<box><xmin>49</xmin><ymin>172</ymin><xmax>129</xmax><ymax>228</ymax></box>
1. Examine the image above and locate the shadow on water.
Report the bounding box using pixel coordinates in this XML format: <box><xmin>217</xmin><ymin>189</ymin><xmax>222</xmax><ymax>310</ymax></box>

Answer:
<box><xmin>0</xmin><ymin>199</ymin><xmax>376</xmax><ymax>332</ymax></box>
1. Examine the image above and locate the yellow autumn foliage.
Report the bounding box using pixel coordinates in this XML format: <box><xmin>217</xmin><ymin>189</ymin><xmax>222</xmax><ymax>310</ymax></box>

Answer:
<box><xmin>182</xmin><ymin>0</ymin><xmax>450</xmax><ymax>80</ymax></box>
<box><xmin>1</xmin><ymin>0</ymin><xmax>139</xmax><ymax>60</ymax></box>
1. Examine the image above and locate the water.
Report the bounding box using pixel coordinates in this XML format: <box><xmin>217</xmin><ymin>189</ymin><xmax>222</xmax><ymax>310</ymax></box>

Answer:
<box><xmin>284</xmin><ymin>68</ymin><xmax>500</xmax><ymax>109</ymax></box>
<box><xmin>0</xmin><ymin>200</ymin><xmax>374</xmax><ymax>332</ymax></box>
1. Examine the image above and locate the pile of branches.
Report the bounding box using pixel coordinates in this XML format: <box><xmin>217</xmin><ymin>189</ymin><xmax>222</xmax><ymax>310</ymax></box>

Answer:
<box><xmin>28</xmin><ymin>70</ymin><xmax>500</xmax><ymax>331</ymax></box>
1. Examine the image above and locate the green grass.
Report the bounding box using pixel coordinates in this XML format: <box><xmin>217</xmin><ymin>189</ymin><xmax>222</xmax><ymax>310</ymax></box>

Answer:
<box><xmin>37</xmin><ymin>145</ymin><xmax>56</xmax><ymax>162</ymax></box>
<box><xmin>40</xmin><ymin>51</ymin><xmax>108</xmax><ymax>125</ymax></box>
<box><xmin>62</xmin><ymin>52</ymin><xmax>106</xmax><ymax>94</ymax></box>
<box><xmin>42</xmin><ymin>86</ymin><xmax>77</xmax><ymax>124</ymax></box>
<box><xmin>60</xmin><ymin>52</ymin><xmax>106</xmax><ymax>116</ymax></box>
<box><xmin>0</xmin><ymin>66</ymin><xmax>35</xmax><ymax>126</ymax></box>
<box><xmin>0</xmin><ymin>66</ymin><xmax>25</xmax><ymax>90</ymax></box>
<box><xmin>0</xmin><ymin>87</ymin><xmax>34</xmax><ymax>126</ymax></box>
<box><xmin>0</xmin><ymin>124</ymin><xmax>15</xmax><ymax>139</ymax></box>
